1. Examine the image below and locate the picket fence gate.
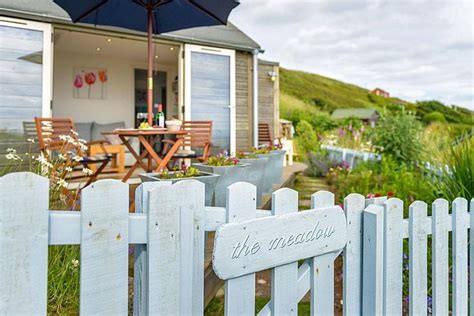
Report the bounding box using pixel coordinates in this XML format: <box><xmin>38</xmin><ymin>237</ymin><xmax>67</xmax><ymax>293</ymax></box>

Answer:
<box><xmin>0</xmin><ymin>172</ymin><xmax>473</xmax><ymax>315</ymax></box>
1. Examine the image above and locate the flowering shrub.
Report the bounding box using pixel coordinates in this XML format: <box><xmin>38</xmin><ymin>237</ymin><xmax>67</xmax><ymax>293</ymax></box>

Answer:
<box><xmin>321</xmin><ymin>122</ymin><xmax>373</xmax><ymax>152</ymax></box>
<box><xmin>207</xmin><ymin>152</ymin><xmax>239</xmax><ymax>166</ymax></box>
<box><xmin>158</xmin><ymin>165</ymin><xmax>201</xmax><ymax>179</ymax></box>
<box><xmin>328</xmin><ymin>156</ymin><xmax>432</xmax><ymax>210</ymax></box>
<box><xmin>236</xmin><ymin>151</ymin><xmax>257</xmax><ymax>159</ymax></box>
<box><xmin>1</xmin><ymin>133</ymin><xmax>92</xmax><ymax>209</ymax></box>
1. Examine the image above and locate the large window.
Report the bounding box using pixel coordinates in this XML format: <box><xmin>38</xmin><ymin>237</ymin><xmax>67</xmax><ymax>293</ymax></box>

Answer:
<box><xmin>0</xmin><ymin>18</ymin><xmax>51</xmax><ymax>161</ymax></box>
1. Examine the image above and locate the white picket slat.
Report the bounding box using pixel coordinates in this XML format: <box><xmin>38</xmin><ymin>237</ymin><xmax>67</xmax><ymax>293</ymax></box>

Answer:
<box><xmin>452</xmin><ymin>197</ymin><xmax>468</xmax><ymax>315</ymax></box>
<box><xmin>271</xmin><ymin>188</ymin><xmax>299</xmax><ymax>315</ymax></box>
<box><xmin>224</xmin><ymin>182</ymin><xmax>257</xmax><ymax>316</ymax></box>
<box><xmin>0</xmin><ymin>172</ymin><xmax>49</xmax><ymax>315</ymax></box>
<box><xmin>383</xmin><ymin>198</ymin><xmax>403</xmax><ymax>315</ymax></box>
<box><xmin>432</xmin><ymin>199</ymin><xmax>449</xmax><ymax>316</ymax></box>
<box><xmin>134</xmin><ymin>181</ymin><xmax>171</xmax><ymax>316</ymax></box>
<box><xmin>409</xmin><ymin>201</ymin><xmax>428</xmax><ymax>316</ymax></box>
<box><xmin>176</xmin><ymin>180</ymin><xmax>205</xmax><ymax>315</ymax></box>
<box><xmin>80</xmin><ymin>179</ymin><xmax>129</xmax><ymax>315</ymax></box>
<box><xmin>342</xmin><ymin>193</ymin><xmax>365</xmax><ymax>316</ymax></box>
<box><xmin>147</xmin><ymin>183</ymin><xmax>181</xmax><ymax>315</ymax></box>
<box><xmin>362</xmin><ymin>204</ymin><xmax>384</xmax><ymax>315</ymax></box>
<box><xmin>310</xmin><ymin>190</ymin><xmax>336</xmax><ymax>316</ymax></box>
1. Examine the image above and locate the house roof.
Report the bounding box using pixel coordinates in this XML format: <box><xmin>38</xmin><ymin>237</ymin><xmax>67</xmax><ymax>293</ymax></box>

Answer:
<box><xmin>0</xmin><ymin>0</ymin><xmax>261</xmax><ymax>52</ymax></box>
<box><xmin>331</xmin><ymin>108</ymin><xmax>380</xmax><ymax>120</ymax></box>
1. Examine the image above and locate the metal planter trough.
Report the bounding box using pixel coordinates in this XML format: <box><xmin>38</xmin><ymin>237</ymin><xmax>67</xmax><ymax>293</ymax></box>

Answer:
<box><xmin>257</xmin><ymin>150</ymin><xmax>286</xmax><ymax>194</ymax></box>
<box><xmin>139</xmin><ymin>171</ymin><xmax>219</xmax><ymax>206</ymax></box>
<box><xmin>238</xmin><ymin>157</ymin><xmax>269</xmax><ymax>206</ymax></box>
<box><xmin>193</xmin><ymin>163</ymin><xmax>250</xmax><ymax>207</ymax></box>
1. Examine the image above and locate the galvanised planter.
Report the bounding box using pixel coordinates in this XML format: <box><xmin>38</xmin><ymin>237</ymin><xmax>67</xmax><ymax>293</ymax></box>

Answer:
<box><xmin>238</xmin><ymin>157</ymin><xmax>270</xmax><ymax>207</ymax></box>
<box><xmin>269</xmin><ymin>149</ymin><xmax>286</xmax><ymax>185</ymax></box>
<box><xmin>193</xmin><ymin>163</ymin><xmax>250</xmax><ymax>207</ymax></box>
<box><xmin>257</xmin><ymin>150</ymin><xmax>286</xmax><ymax>194</ymax></box>
<box><xmin>139</xmin><ymin>171</ymin><xmax>219</xmax><ymax>206</ymax></box>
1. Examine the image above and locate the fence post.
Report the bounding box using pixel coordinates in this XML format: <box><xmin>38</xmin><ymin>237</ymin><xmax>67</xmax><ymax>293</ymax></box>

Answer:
<box><xmin>134</xmin><ymin>182</ymin><xmax>171</xmax><ymax>316</ymax></box>
<box><xmin>382</xmin><ymin>198</ymin><xmax>403</xmax><ymax>315</ymax></box>
<box><xmin>309</xmin><ymin>190</ymin><xmax>336</xmax><ymax>316</ymax></box>
<box><xmin>362</xmin><ymin>204</ymin><xmax>384</xmax><ymax>315</ymax></box>
<box><xmin>408</xmin><ymin>201</ymin><xmax>428</xmax><ymax>316</ymax></box>
<box><xmin>80</xmin><ymin>179</ymin><xmax>129</xmax><ymax>315</ymax></box>
<box><xmin>342</xmin><ymin>193</ymin><xmax>365</xmax><ymax>316</ymax></box>
<box><xmin>176</xmin><ymin>180</ymin><xmax>205</xmax><ymax>315</ymax></box>
<box><xmin>224</xmin><ymin>182</ymin><xmax>257</xmax><ymax>315</ymax></box>
<box><xmin>146</xmin><ymin>182</ymin><xmax>183</xmax><ymax>314</ymax></box>
<box><xmin>432</xmin><ymin>199</ymin><xmax>449</xmax><ymax>316</ymax></box>
<box><xmin>0</xmin><ymin>172</ymin><xmax>49</xmax><ymax>314</ymax></box>
<box><xmin>271</xmin><ymin>188</ymin><xmax>299</xmax><ymax>315</ymax></box>
<box><xmin>452</xmin><ymin>197</ymin><xmax>468</xmax><ymax>315</ymax></box>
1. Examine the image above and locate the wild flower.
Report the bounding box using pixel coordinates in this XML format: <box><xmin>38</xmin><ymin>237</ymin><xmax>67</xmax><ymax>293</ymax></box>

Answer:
<box><xmin>56</xmin><ymin>179</ymin><xmax>68</xmax><ymax>188</ymax></box>
<box><xmin>58</xmin><ymin>154</ymin><xmax>66</xmax><ymax>161</ymax></box>
<box><xmin>71</xmin><ymin>258</ymin><xmax>79</xmax><ymax>268</ymax></box>
<box><xmin>82</xmin><ymin>168</ymin><xmax>93</xmax><ymax>176</ymax></box>
<box><xmin>72</xmin><ymin>155</ymin><xmax>83</xmax><ymax>162</ymax></box>
<box><xmin>65</xmin><ymin>166</ymin><xmax>73</xmax><ymax>173</ymax></box>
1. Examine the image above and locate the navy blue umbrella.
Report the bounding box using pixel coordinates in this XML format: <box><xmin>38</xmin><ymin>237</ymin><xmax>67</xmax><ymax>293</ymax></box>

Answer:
<box><xmin>54</xmin><ymin>0</ymin><xmax>240</xmax><ymax>124</ymax></box>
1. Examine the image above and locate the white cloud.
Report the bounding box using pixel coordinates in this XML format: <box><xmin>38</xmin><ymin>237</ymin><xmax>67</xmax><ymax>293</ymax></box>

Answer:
<box><xmin>231</xmin><ymin>0</ymin><xmax>474</xmax><ymax>110</ymax></box>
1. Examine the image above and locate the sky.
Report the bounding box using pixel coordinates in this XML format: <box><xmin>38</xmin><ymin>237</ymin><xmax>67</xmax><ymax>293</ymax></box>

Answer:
<box><xmin>230</xmin><ymin>0</ymin><xmax>474</xmax><ymax>110</ymax></box>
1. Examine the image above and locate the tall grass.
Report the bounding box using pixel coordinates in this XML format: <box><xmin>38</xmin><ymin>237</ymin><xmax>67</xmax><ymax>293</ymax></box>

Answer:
<box><xmin>431</xmin><ymin>137</ymin><xmax>473</xmax><ymax>201</ymax></box>
<box><xmin>48</xmin><ymin>246</ymin><xmax>81</xmax><ymax>314</ymax></box>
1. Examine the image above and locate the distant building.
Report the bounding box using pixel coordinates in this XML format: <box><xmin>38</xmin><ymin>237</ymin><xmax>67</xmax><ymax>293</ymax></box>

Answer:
<box><xmin>331</xmin><ymin>108</ymin><xmax>380</xmax><ymax>127</ymax></box>
<box><xmin>370</xmin><ymin>88</ymin><xmax>390</xmax><ymax>98</ymax></box>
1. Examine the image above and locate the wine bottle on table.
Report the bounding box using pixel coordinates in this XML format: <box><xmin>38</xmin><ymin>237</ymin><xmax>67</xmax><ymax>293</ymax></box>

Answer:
<box><xmin>156</xmin><ymin>104</ymin><xmax>165</xmax><ymax>128</ymax></box>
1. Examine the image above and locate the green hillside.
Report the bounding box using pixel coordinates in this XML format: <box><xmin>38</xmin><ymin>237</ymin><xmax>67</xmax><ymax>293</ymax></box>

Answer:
<box><xmin>279</xmin><ymin>67</ymin><xmax>473</xmax><ymax>133</ymax></box>
<box><xmin>280</xmin><ymin>68</ymin><xmax>409</xmax><ymax>112</ymax></box>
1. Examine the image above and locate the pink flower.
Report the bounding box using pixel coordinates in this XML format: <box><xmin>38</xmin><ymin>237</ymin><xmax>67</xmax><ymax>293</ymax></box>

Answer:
<box><xmin>74</xmin><ymin>74</ymin><xmax>83</xmax><ymax>88</ymax></box>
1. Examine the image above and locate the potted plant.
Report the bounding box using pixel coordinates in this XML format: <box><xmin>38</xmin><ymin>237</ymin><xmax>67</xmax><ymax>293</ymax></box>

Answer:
<box><xmin>140</xmin><ymin>165</ymin><xmax>219</xmax><ymax>206</ymax></box>
<box><xmin>236</xmin><ymin>152</ymin><xmax>269</xmax><ymax>206</ymax></box>
<box><xmin>254</xmin><ymin>145</ymin><xmax>286</xmax><ymax>193</ymax></box>
<box><xmin>193</xmin><ymin>153</ymin><xmax>249</xmax><ymax>207</ymax></box>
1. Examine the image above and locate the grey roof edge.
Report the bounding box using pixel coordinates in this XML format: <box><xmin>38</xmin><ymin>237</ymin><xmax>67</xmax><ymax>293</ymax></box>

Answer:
<box><xmin>259</xmin><ymin>59</ymin><xmax>279</xmax><ymax>66</ymax></box>
<box><xmin>0</xmin><ymin>7</ymin><xmax>263</xmax><ymax>53</ymax></box>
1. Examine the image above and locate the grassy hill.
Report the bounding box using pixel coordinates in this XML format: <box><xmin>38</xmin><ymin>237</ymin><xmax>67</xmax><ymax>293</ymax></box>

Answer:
<box><xmin>279</xmin><ymin>68</ymin><xmax>473</xmax><ymax>133</ymax></box>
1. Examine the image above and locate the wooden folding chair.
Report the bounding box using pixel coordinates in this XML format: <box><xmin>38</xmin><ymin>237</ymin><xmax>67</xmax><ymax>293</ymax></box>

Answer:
<box><xmin>258</xmin><ymin>122</ymin><xmax>279</xmax><ymax>147</ymax></box>
<box><xmin>34</xmin><ymin>117</ymin><xmax>111</xmax><ymax>187</ymax></box>
<box><xmin>163</xmin><ymin>120</ymin><xmax>213</xmax><ymax>163</ymax></box>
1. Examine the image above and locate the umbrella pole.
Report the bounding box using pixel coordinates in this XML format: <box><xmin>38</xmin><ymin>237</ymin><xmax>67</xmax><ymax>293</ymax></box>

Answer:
<box><xmin>147</xmin><ymin>7</ymin><xmax>153</xmax><ymax>126</ymax></box>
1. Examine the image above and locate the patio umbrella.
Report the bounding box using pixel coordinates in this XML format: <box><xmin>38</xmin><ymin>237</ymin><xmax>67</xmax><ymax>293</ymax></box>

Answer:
<box><xmin>54</xmin><ymin>0</ymin><xmax>240</xmax><ymax>125</ymax></box>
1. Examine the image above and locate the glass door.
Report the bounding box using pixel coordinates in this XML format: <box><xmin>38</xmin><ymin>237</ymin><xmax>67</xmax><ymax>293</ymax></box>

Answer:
<box><xmin>184</xmin><ymin>44</ymin><xmax>235</xmax><ymax>154</ymax></box>
<box><xmin>0</xmin><ymin>17</ymin><xmax>52</xmax><ymax>161</ymax></box>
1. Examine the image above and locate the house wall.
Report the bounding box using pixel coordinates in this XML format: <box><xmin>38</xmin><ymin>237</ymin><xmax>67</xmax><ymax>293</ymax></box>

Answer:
<box><xmin>258</xmin><ymin>60</ymin><xmax>280</xmax><ymax>141</ymax></box>
<box><xmin>235</xmin><ymin>51</ymin><xmax>253</xmax><ymax>152</ymax></box>
<box><xmin>53</xmin><ymin>51</ymin><xmax>178</xmax><ymax>127</ymax></box>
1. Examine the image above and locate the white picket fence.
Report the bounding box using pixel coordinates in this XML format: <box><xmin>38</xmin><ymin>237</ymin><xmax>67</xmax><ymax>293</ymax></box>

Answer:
<box><xmin>321</xmin><ymin>144</ymin><xmax>380</xmax><ymax>168</ymax></box>
<box><xmin>0</xmin><ymin>172</ymin><xmax>473</xmax><ymax>315</ymax></box>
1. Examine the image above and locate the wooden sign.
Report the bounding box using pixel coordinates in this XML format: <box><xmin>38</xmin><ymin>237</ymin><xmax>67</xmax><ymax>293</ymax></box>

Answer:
<box><xmin>212</xmin><ymin>206</ymin><xmax>347</xmax><ymax>280</ymax></box>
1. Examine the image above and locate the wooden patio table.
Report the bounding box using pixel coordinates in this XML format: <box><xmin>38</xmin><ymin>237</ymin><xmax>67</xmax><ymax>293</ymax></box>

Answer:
<box><xmin>103</xmin><ymin>128</ymin><xmax>186</xmax><ymax>182</ymax></box>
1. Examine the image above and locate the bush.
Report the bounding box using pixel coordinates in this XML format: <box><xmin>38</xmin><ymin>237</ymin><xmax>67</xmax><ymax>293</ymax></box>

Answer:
<box><xmin>422</xmin><ymin>111</ymin><xmax>446</xmax><ymax>124</ymax></box>
<box><xmin>295</xmin><ymin>120</ymin><xmax>319</xmax><ymax>159</ymax></box>
<box><xmin>307</xmin><ymin>150</ymin><xmax>336</xmax><ymax>177</ymax></box>
<box><xmin>372</xmin><ymin>110</ymin><xmax>422</xmax><ymax>165</ymax></box>
<box><xmin>415</xmin><ymin>100</ymin><xmax>473</xmax><ymax>125</ymax></box>
<box><xmin>328</xmin><ymin>157</ymin><xmax>433</xmax><ymax>210</ymax></box>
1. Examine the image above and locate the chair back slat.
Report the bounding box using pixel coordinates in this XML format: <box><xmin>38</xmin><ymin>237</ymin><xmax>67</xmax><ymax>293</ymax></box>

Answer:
<box><xmin>179</xmin><ymin>121</ymin><xmax>213</xmax><ymax>161</ymax></box>
<box><xmin>258</xmin><ymin>123</ymin><xmax>273</xmax><ymax>146</ymax></box>
<box><xmin>34</xmin><ymin>117</ymin><xmax>84</xmax><ymax>156</ymax></box>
